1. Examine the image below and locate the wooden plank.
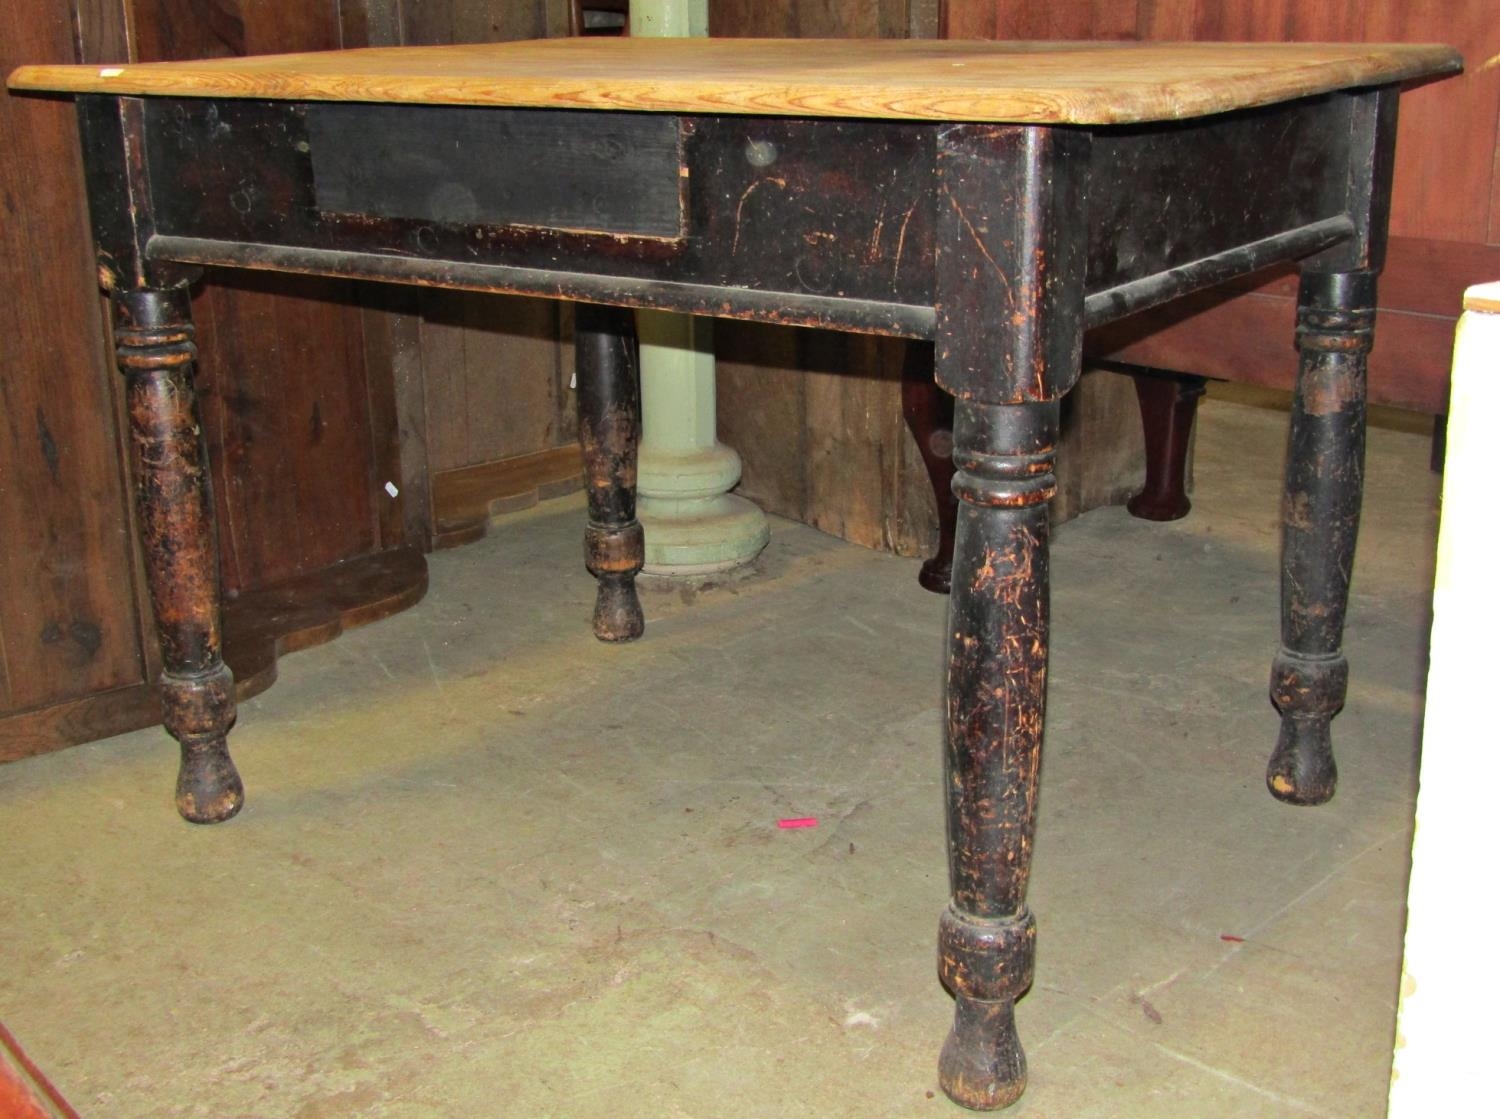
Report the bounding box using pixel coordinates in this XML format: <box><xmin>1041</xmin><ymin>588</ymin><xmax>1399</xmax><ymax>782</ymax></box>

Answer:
<box><xmin>269</xmin><ymin>273</ymin><xmax>382</xmax><ymax>574</ymax></box>
<box><xmin>462</xmin><ymin>296</ymin><xmax>564</xmax><ymax>465</ymax></box>
<box><xmin>947</xmin><ymin>0</ymin><xmax>1139</xmax><ymax>39</ymax></box>
<box><xmin>73</xmin><ymin>0</ymin><xmax>130</xmax><ymax>64</ymax></box>
<box><xmin>190</xmin><ymin>279</ymin><xmax>286</xmax><ymax>588</ymax></box>
<box><xmin>714</xmin><ymin>320</ymin><xmax>810</xmax><ymax>526</ymax></box>
<box><xmin>1051</xmin><ymin>367</ymin><xmax>1144</xmax><ymax>523</ymax></box>
<box><xmin>189</xmin><ymin>275</ymin><xmax>382</xmax><ymax>591</ymax></box>
<box><xmin>0</xmin><ymin>547</ymin><xmax>426</xmax><ymax>763</ymax></box>
<box><xmin>891</xmin><ymin>381</ymin><xmax>940</xmax><ymax>557</ymax></box>
<box><xmin>803</xmin><ymin>332</ymin><xmax>905</xmax><ymax>552</ymax></box>
<box><xmin>555</xmin><ymin>302</ymin><xmax>579</xmax><ymax>447</ymax></box>
<box><xmin>417</xmin><ymin>289</ymin><xmax>571</xmax><ymax>478</ymax></box>
<box><xmin>0</xmin><ymin>0</ymin><xmax>147</xmax><ymax>712</ymax></box>
<box><xmin>446</xmin><ymin>0</ymin><xmax>557</xmax><ymax>42</ymax></box>
<box><xmin>10</xmin><ymin>40</ymin><xmax>1462</xmax><ymax>125</ymax></box>
<box><xmin>1216</xmin><ymin>236</ymin><xmax>1500</xmax><ymax>319</ymax></box>
<box><xmin>1490</xmin><ymin>106</ymin><xmax>1500</xmax><ymax>246</ymax></box>
<box><xmin>430</xmin><ymin>444</ymin><xmax>585</xmax><ymax>547</ymax></box>
<box><xmin>710</xmin><ymin>0</ymin><xmax>897</xmax><ymax>38</ymax></box>
<box><xmin>1089</xmin><ymin>291</ymin><xmax>1456</xmax><ymax>415</ymax></box>
<box><xmin>417</xmin><ymin>291</ymin><xmax>472</xmax><ymax>473</ymax></box>
<box><xmin>401</xmin><ymin>0</ymin><xmax>565</xmax><ymax>47</ymax></box>
<box><xmin>357</xmin><ymin>283</ymin><xmax>429</xmax><ymax>549</ymax></box>
<box><xmin>1132</xmin><ymin>0</ymin><xmax>1193</xmax><ymax>39</ymax></box>
<box><xmin>909</xmin><ymin>0</ymin><xmax>942</xmax><ymax>38</ymax></box>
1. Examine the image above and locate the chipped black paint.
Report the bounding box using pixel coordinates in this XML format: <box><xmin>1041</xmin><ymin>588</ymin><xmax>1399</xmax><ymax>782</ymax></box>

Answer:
<box><xmin>114</xmin><ymin>287</ymin><xmax>242</xmax><ymax>824</ymax></box>
<box><xmin>1267</xmin><ymin>270</ymin><xmax>1375</xmax><ymax>806</ymax></box>
<box><xmin>574</xmin><ymin>303</ymin><xmax>644</xmax><ymax>643</ymax></box>
<box><xmin>938</xmin><ymin>399</ymin><xmax>1059</xmax><ymax>1109</ymax></box>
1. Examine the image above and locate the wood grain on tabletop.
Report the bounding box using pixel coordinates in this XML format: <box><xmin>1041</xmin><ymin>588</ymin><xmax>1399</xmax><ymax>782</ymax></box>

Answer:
<box><xmin>9</xmin><ymin>38</ymin><xmax>1461</xmax><ymax>123</ymax></box>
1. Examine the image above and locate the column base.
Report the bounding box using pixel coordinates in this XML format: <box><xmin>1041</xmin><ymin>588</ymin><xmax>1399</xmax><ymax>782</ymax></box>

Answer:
<box><xmin>639</xmin><ymin>492</ymin><xmax>769</xmax><ymax>575</ymax></box>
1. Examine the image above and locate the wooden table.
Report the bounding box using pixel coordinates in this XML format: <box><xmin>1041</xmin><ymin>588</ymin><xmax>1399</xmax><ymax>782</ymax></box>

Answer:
<box><xmin>9</xmin><ymin>38</ymin><xmax>1460</xmax><ymax>1110</ymax></box>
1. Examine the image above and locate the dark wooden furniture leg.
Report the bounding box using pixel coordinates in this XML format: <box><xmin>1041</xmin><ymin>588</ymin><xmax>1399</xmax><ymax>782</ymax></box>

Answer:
<box><xmin>901</xmin><ymin>341</ymin><xmax>956</xmax><ymax>594</ymax></box>
<box><xmin>1267</xmin><ymin>270</ymin><xmax>1374</xmax><ymax>804</ymax></box>
<box><xmin>574</xmin><ymin>302</ymin><xmax>645</xmax><ymax>642</ymax></box>
<box><xmin>114</xmin><ymin>287</ymin><xmax>241</xmax><ymax>823</ymax></box>
<box><xmin>931</xmin><ymin>121</ymin><xmax>1086</xmax><ymax>1111</ymax></box>
<box><xmin>1124</xmin><ymin>367</ymin><xmax>1207</xmax><ymax>522</ymax></box>
<box><xmin>939</xmin><ymin>399</ymin><xmax>1058</xmax><ymax>1109</ymax></box>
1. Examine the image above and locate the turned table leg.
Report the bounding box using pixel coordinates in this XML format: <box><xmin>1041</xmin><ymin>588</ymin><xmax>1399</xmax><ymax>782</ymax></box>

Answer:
<box><xmin>1267</xmin><ymin>271</ymin><xmax>1374</xmax><ymax>805</ymax></box>
<box><xmin>901</xmin><ymin>341</ymin><xmax>957</xmax><ymax>594</ymax></box>
<box><xmin>929</xmin><ymin>120</ymin><xmax>1086</xmax><ymax>1109</ymax></box>
<box><xmin>938</xmin><ymin>399</ymin><xmax>1056</xmax><ymax>1109</ymax></box>
<box><xmin>575</xmin><ymin>302</ymin><xmax>645</xmax><ymax>642</ymax></box>
<box><xmin>1125</xmin><ymin>367</ymin><xmax>1206</xmax><ymax>522</ymax></box>
<box><xmin>114</xmin><ymin>287</ymin><xmax>241</xmax><ymax>823</ymax></box>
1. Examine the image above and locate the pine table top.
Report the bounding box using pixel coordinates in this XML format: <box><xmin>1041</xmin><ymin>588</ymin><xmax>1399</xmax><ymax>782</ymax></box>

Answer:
<box><xmin>8</xmin><ymin>38</ymin><xmax>1462</xmax><ymax>126</ymax></box>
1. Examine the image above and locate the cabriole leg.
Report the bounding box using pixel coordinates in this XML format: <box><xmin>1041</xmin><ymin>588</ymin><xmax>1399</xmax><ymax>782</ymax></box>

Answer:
<box><xmin>901</xmin><ymin>341</ymin><xmax>957</xmax><ymax>595</ymax></box>
<box><xmin>938</xmin><ymin>399</ymin><xmax>1057</xmax><ymax>1110</ymax></box>
<box><xmin>1125</xmin><ymin>367</ymin><xmax>1206</xmax><ymax>522</ymax></box>
<box><xmin>114</xmin><ymin>287</ymin><xmax>241</xmax><ymax>823</ymax></box>
<box><xmin>574</xmin><ymin>302</ymin><xmax>644</xmax><ymax>642</ymax></box>
<box><xmin>1267</xmin><ymin>270</ymin><xmax>1374</xmax><ymax>805</ymax></box>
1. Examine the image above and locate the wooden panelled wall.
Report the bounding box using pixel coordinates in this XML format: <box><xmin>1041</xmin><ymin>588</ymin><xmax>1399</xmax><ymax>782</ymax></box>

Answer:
<box><xmin>129</xmin><ymin>0</ymin><xmax>403</xmax><ymax>588</ymax></box>
<box><xmin>2</xmin><ymin>0</ymin><xmax>149</xmax><ymax>739</ymax></box>
<box><xmin>951</xmin><ymin>2</ymin><xmax>1500</xmax><ymax>415</ymax></box>
<box><xmin>1</xmin><ymin>0</ymin><xmax>427</xmax><ymax>757</ymax></box>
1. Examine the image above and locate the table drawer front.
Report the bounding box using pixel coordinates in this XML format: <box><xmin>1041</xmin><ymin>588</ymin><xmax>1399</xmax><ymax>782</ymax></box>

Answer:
<box><xmin>142</xmin><ymin>99</ymin><xmax>938</xmax><ymax>313</ymax></box>
<box><xmin>306</xmin><ymin>104</ymin><xmax>683</xmax><ymax>239</ymax></box>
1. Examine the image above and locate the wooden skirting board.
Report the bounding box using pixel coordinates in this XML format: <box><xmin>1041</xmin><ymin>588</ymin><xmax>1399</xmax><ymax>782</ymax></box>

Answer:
<box><xmin>431</xmin><ymin>444</ymin><xmax>585</xmax><ymax>549</ymax></box>
<box><xmin>0</xmin><ymin>548</ymin><xmax>427</xmax><ymax>764</ymax></box>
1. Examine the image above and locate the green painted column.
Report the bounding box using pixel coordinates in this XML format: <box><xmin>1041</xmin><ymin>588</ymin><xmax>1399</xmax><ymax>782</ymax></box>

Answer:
<box><xmin>630</xmin><ymin>0</ymin><xmax>768</xmax><ymax>574</ymax></box>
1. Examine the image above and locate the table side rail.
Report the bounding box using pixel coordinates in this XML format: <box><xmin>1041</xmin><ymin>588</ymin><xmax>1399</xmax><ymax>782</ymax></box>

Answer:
<box><xmin>118</xmin><ymin>92</ymin><xmax>1367</xmax><ymax>337</ymax></box>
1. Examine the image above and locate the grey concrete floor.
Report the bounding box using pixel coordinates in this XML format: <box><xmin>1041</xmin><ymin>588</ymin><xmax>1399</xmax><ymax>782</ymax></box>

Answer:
<box><xmin>1</xmin><ymin>391</ymin><xmax>1437</xmax><ymax>1118</ymax></box>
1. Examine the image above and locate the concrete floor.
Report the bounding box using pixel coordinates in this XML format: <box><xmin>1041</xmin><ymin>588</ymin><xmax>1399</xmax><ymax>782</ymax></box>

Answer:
<box><xmin>1</xmin><ymin>391</ymin><xmax>1438</xmax><ymax>1118</ymax></box>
